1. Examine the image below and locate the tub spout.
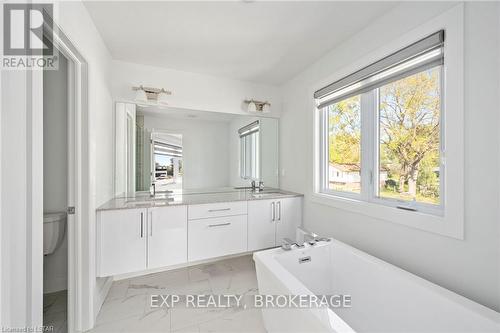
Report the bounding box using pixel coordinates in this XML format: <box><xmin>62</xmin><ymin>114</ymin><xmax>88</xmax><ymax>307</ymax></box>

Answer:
<box><xmin>281</xmin><ymin>238</ymin><xmax>305</xmax><ymax>250</ymax></box>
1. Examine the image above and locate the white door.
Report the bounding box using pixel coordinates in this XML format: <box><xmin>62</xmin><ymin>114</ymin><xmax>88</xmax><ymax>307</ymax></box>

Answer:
<box><xmin>275</xmin><ymin>197</ymin><xmax>302</xmax><ymax>243</ymax></box>
<box><xmin>248</xmin><ymin>199</ymin><xmax>277</xmax><ymax>251</ymax></box>
<box><xmin>148</xmin><ymin>206</ymin><xmax>188</xmax><ymax>269</ymax></box>
<box><xmin>98</xmin><ymin>208</ymin><xmax>147</xmax><ymax>276</ymax></box>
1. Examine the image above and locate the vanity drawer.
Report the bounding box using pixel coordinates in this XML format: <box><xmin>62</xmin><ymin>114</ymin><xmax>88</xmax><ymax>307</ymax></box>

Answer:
<box><xmin>188</xmin><ymin>201</ymin><xmax>247</xmax><ymax>220</ymax></box>
<box><xmin>188</xmin><ymin>215</ymin><xmax>247</xmax><ymax>262</ymax></box>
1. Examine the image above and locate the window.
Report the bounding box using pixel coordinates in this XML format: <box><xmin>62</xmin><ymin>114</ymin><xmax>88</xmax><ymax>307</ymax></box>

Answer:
<box><xmin>239</xmin><ymin>121</ymin><xmax>260</xmax><ymax>180</ymax></box>
<box><xmin>377</xmin><ymin>67</ymin><xmax>441</xmax><ymax>205</ymax></box>
<box><xmin>327</xmin><ymin>95</ymin><xmax>361</xmax><ymax>194</ymax></box>
<box><xmin>316</xmin><ymin>31</ymin><xmax>444</xmax><ymax>215</ymax></box>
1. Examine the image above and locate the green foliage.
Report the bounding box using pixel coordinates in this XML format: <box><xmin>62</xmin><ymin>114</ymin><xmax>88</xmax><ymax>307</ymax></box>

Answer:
<box><xmin>379</xmin><ymin>67</ymin><xmax>441</xmax><ymax>201</ymax></box>
<box><xmin>328</xmin><ymin>67</ymin><xmax>442</xmax><ymax>204</ymax></box>
<box><xmin>328</xmin><ymin>96</ymin><xmax>361</xmax><ymax>165</ymax></box>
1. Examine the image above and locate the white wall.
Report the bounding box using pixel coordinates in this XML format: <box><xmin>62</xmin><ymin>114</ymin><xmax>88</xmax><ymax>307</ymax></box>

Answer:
<box><xmin>280</xmin><ymin>2</ymin><xmax>500</xmax><ymax>312</ymax></box>
<box><xmin>43</xmin><ymin>54</ymin><xmax>68</xmax><ymax>294</ymax></box>
<box><xmin>1</xmin><ymin>5</ymin><xmax>44</xmax><ymax>326</ymax></box>
<box><xmin>142</xmin><ymin>113</ymin><xmax>230</xmax><ymax>189</ymax></box>
<box><xmin>111</xmin><ymin>60</ymin><xmax>282</xmax><ymax>117</ymax></box>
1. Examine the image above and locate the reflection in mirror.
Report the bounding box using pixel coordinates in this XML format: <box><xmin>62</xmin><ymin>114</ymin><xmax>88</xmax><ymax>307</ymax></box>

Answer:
<box><xmin>239</xmin><ymin>121</ymin><xmax>260</xmax><ymax>181</ymax></box>
<box><xmin>151</xmin><ymin>133</ymin><xmax>183</xmax><ymax>192</ymax></box>
<box><xmin>115</xmin><ymin>102</ymin><xmax>279</xmax><ymax>195</ymax></box>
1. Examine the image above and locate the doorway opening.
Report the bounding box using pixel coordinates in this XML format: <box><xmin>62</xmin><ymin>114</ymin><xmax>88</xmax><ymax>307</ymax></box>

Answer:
<box><xmin>37</xmin><ymin>15</ymin><xmax>90</xmax><ymax>332</ymax></box>
<box><xmin>42</xmin><ymin>52</ymin><xmax>69</xmax><ymax>332</ymax></box>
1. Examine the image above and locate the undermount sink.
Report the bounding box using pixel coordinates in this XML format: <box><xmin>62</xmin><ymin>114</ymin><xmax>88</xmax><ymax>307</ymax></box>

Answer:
<box><xmin>251</xmin><ymin>192</ymin><xmax>283</xmax><ymax>198</ymax></box>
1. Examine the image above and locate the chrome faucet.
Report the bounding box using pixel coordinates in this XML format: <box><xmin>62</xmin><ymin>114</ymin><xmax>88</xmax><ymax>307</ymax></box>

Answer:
<box><xmin>251</xmin><ymin>180</ymin><xmax>256</xmax><ymax>191</ymax></box>
<box><xmin>258</xmin><ymin>181</ymin><xmax>264</xmax><ymax>191</ymax></box>
<box><xmin>281</xmin><ymin>238</ymin><xmax>305</xmax><ymax>251</ymax></box>
<box><xmin>304</xmin><ymin>232</ymin><xmax>331</xmax><ymax>245</ymax></box>
<box><xmin>150</xmin><ymin>183</ymin><xmax>156</xmax><ymax>197</ymax></box>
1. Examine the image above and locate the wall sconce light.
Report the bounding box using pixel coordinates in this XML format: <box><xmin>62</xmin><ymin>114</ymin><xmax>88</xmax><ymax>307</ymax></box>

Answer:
<box><xmin>244</xmin><ymin>99</ymin><xmax>271</xmax><ymax>114</ymax></box>
<box><xmin>134</xmin><ymin>85</ymin><xmax>148</xmax><ymax>103</ymax></box>
<box><xmin>132</xmin><ymin>86</ymin><xmax>172</xmax><ymax>105</ymax></box>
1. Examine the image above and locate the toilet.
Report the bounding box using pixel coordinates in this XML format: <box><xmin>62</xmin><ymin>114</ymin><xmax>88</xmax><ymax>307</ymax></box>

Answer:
<box><xmin>43</xmin><ymin>212</ymin><xmax>67</xmax><ymax>255</ymax></box>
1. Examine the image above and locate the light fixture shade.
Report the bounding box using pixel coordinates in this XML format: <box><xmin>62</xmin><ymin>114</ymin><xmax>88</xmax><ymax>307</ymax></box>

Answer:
<box><xmin>247</xmin><ymin>101</ymin><xmax>257</xmax><ymax>113</ymax></box>
<box><xmin>135</xmin><ymin>87</ymin><xmax>148</xmax><ymax>103</ymax></box>
<box><xmin>157</xmin><ymin>91</ymin><xmax>169</xmax><ymax>105</ymax></box>
<box><xmin>262</xmin><ymin>103</ymin><xmax>270</xmax><ymax>113</ymax></box>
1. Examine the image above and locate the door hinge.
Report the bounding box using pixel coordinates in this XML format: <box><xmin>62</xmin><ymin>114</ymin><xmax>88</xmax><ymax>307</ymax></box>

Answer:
<box><xmin>67</xmin><ymin>206</ymin><xmax>75</xmax><ymax>215</ymax></box>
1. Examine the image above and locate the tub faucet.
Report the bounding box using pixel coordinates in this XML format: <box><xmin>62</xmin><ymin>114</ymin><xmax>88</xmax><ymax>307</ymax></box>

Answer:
<box><xmin>281</xmin><ymin>238</ymin><xmax>305</xmax><ymax>251</ymax></box>
<box><xmin>304</xmin><ymin>232</ymin><xmax>331</xmax><ymax>245</ymax></box>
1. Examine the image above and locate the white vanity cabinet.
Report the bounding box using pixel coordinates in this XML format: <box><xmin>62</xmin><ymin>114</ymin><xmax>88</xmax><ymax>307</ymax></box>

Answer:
<box><xmin>188</xmin><ymin>215</ymin><xmax>247</xmax><ymax>262</ymax></box>
<box><xmin>147</xmin><ymin>206</ymin><xmax>188</xmax><ymax>269</ymax></box>
<box><xmin>97</xmin><ymin>205</ymin><xmax>187</xmax><ymax>277</ymax></box>
<box><xmin>275</xmin><ymin>197</ymin><xmax>302</xmax><ymax>243</ymax></box>
<box><xmin>248</xmin><ymin>197</ymin><xmax>302</xmax><ymax>251</ymax></box>
<box><xmin>187</xmin><ymin>201</ymin><xmax>248</xmax><ymax>262</ymax></box>
<box><xmin>247</xmin><ymin>199</ymin><xmax>276</xmax><ymax>251</ymax></box>
<box><xmin>97</xmin><ymin>195</ymin><xmax>302</xmax><ymax>277</ymax></box>
<box><xmin>97</xmin><ymin>208</ymin><xmax>147</xmax><ymax>277</ymax></box>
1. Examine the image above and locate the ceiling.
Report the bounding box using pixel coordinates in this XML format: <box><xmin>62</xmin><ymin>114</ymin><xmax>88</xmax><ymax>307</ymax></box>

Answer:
<box><xmin>84</xmin><ymin>1</ymin><xmax>398</xmax><ymax>85</ymax></box>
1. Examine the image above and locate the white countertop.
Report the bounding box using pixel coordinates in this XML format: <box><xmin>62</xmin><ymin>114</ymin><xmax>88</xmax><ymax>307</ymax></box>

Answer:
<box><xmin>97</xmin><ymin>188</ymin><xmax>303</xmax><ymax>211</ymax></box>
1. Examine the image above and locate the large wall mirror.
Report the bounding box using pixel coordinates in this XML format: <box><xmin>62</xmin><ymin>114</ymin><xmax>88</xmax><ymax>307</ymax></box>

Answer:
<box><xmin>114</xmin><ymin>102</ymin><xmax>279</xmax><ymax>195</ymax></box>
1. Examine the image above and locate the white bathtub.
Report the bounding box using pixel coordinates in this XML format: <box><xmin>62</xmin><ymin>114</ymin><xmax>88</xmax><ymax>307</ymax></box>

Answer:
<box><xmin>253</xmin><ymin>239</ymin><xmax>500</xmax><ymax>333</ymax></box>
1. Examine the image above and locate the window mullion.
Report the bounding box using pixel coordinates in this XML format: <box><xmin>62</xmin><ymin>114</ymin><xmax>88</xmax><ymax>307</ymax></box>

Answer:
<box><xmin>319</xmin><ymin>109</ymin><xmax>328</xmax><ymax>192</ymax></box>
<box><xmin>360</xmin><ymin>90</ymin><xmax>375</xmax><ymax>202</ymax></box>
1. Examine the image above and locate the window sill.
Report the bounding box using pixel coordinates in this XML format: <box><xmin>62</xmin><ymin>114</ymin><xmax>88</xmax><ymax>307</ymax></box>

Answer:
<box><xmin>310</xmin><ymin>192</ymin><xmax>463</xmax><ymax>240</ymax></box>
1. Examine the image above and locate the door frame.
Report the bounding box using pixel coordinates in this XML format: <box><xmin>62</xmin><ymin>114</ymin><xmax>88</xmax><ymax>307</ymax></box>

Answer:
<box><xmin>40</xmin><ymin>14</ymin><xmax>90</xmax><ymax>332</ymax></box>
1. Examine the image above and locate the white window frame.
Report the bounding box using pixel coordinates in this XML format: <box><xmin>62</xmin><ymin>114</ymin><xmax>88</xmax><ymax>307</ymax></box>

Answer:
<box><xmin>312</xmin><ymin>5</ymin><xmax>464</xmax><ymax>239</ymax></box>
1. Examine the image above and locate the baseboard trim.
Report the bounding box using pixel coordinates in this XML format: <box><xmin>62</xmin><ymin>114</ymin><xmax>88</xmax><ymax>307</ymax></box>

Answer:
<box><xmin>113</xmin><ymin>251</ymin><xmax>256</xmax><ymax>281</ymax></box>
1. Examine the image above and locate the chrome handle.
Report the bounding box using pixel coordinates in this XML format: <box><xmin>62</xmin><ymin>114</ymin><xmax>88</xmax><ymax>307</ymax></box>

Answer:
<box><xmin>208</xmin><ymin>208</ymin><xmax>231</xmax><ymax>212</ymax></box>
<box><xmin>140</xmin><ymin>212</ymin><xmax>144</xmax><ymax>238</ymax></box>
<box><xmin>149</xmin><ymin>211</ymin><xmax>153</xmax><ymax>236</ymax></box>
<box><xmin>208</xmin><ymin>222</ymin><xmax>231</xmax><ymax>228</ymax></box>
<box><xmin>271</xmin><ymin>202</ymin><xmax>275</xmax><ymax>221</ymax></box>
<box><xmin>276</xmin><ymin>201</ymin><xmax>281</xmax><ymax>221</ymax></box>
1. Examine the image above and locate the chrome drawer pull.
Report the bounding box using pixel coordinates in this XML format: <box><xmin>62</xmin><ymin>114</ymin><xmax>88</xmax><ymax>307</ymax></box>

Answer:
<box><xmin>208</xmin><ymin>208</ymin><xmax>231</xmax><ymax>212</ymax></box>
<box><xmin>140</xmin><ymin>212</ymin><xmax>144</xmax><ymax>238</ymax></box>
<box><xmin>208</xmin><ymin>222</ymin><xmax>231</xmax><ymax>228</ymax></box>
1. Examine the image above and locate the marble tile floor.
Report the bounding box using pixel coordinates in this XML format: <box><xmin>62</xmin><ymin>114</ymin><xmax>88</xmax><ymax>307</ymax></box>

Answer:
<box><xmin>43</xmin><ymin>289</ymin><xmax>68</xmax><ymax>333</ymax></box>
<box><xmin>88</xmin><ymin>254</ymin><xmax>266</xmax><ymax>333</ymax></box>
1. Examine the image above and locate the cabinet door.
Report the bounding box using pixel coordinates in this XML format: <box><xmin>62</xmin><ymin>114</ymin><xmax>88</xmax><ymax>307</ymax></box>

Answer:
<box><xmin>275</xmin><ymin>197</ymin><xmax>302</xmax><ymax>244</ymax></box>
<box><xmin>148</xmin><ymin>206</ymin><xmax>188</xmax><ymax>269</ymax></box>
<box><xmin>248</xmin><ymin>199</ymin><xmax>277</xmax><ymax>251</ymax></box>
<box><xmin>98</xmin><ymin>208</ymin><xmax>147</xmax><ymax>276</ymax></box>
